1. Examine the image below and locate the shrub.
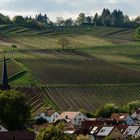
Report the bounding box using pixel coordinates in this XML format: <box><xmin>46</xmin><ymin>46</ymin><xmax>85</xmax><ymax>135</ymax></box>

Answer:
<box><xmin>11</xmin><ymin>44</ymin><xmax>17</xmax><ymax>48</ymax></box>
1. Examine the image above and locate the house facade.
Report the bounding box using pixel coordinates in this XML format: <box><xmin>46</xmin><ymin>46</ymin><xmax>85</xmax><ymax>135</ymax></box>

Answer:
<box><xmin>111</xmin><ymin>113</ymin><xmax>134</xmax><ymax>125</ymax></box>
<box><xmin>35</xmin><ymin>110</ymin><xmax>60</xmax><ymax>123</ymax></box>
<box><xmin>59</xmin><ymin>112</ymin><xmax>88</xmax><ymax>126</ymax></box>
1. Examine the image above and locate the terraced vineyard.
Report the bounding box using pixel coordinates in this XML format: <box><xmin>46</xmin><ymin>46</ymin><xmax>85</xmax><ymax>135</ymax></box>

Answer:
<box><xmin>0</xmin><ymin>26</ymin><xmax>139</xmax><ymax>113</ymax></box>
<box><xmin>15</xmin><ymin>87</ymin><xmax>45</xmax><ymax>115</ymax></box>
<box><xmin>12</xmin><ymin>35</ymin><xmax>112</xmax><ymax>50</ymax></box>
<box><xmin>45</xmin><ymin>84</ymin><xmax>140</xmax><ymax>111</ymax></box>
<box><xmin>18</xmin><ymin>50</ymin><xmax>140</xmax><ymax>85</ymax></box>
<box><xmin>0</xmin><ymin>59</ymin><xmax>22</xmax><ymax>80</ymax></box>
<box><xmin>5</xmin><ymin>26</ymin><xmax>135</xmax><ymax>50</ymax></box>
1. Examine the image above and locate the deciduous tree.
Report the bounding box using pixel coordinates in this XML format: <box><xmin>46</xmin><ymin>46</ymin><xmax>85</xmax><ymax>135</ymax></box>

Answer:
<box><xmin>36</xmin><ymin>124</ymin><xmax>74</xmax><ymax>140</ymax></box>
<box><xmin>57</xmin><ymin>37</ymin><xmax>70</xmax><ymax>49</ymax></box>
<box><xmin>0</xmin><ymin>90</ymin><xmax>31</xmax><ymax>130</ymax></box>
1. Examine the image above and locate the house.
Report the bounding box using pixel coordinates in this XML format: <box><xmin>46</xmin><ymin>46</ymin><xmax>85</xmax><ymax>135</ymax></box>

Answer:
<box><xmin>116</xmin><ymin>124</ymin><xmax>128</xmax><ymax>134</ymax></box>
<box><xmin>35</xmin><ymin>110</ymin><xmax>60</xmax><ymax>123</ymax></box>
<box><xmin>131</xmin><ymin>108</ymin><xmax>140</xmax><ymax>125</ymax></box>
<box><xmin>0</xmin><ymin>125</ymin><xmax>8</xmax><ymax>132</ymax></box>
<box><xmin>82</xmin><ymin>118</ymin><xmax>118</xmax><ymax>130</ymax></box>
<box><xmin>58</xmin><ymin>112</ymin><xmax>88</xmax><ymax>126</ymax></box>
<box><xmin>111</xmin><ymin>113</ymin><xmax>134</xmax><ymax>125</ymax></box>
<box><xmin>96</xmin><ymin>126</ymin><xmax>122</xmax><ymax>140</ymax></box>
<box><xmin>89</xmin><ymin>126</ymin><xmax>103</xmax><ymax>140</ymax></box>
<box><xmin>123</xmin><ymin>126</ymin><xmax>140</xmax><ymax>139</ymax></box>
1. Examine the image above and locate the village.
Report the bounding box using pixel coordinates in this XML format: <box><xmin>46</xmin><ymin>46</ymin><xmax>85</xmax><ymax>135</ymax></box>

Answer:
<box><xmin>0</xmin><ymin>52</ymin><xmax>139</xmax><ymax>140</ymax></box>
<box><xmin>1</xmin><ymin>108</ymin><xmax>140</xmax><ymax>140</ymax></box>
<box><xmin>34</xmin><ymin>108</ymin><xmax>140</xmax><ymax>140</ymax></box>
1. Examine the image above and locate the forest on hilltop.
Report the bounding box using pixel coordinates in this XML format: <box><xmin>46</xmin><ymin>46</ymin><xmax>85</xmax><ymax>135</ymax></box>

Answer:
<box><xmin>0</xmin><ymin>8</ymin><xmax>140</xmax><ymax>29</ymax></box>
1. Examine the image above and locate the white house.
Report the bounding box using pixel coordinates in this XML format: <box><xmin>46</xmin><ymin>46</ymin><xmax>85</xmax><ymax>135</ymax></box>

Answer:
<box><xmin>35</xmin><ymin>110</ymin><xmax>60</xmax><ymax>123</ymax></box>
<box><xmin>58</xmin><ymin>112</ymin><xmax>88</xmax><ymax>126</ymax></box>
<box><xmin>111</xmin><ymin>113</ymin><xmax>134</xmax><ymax>125</ymax></box>
<box><xmin>0</xmin><ymin>125</ymin><xmax>8</xmax><ymax>132</ymax></box>
<box><xmin>123</xmin><ymin>126</ymin><xmax>140</xmax><ymax>139</ymax></box>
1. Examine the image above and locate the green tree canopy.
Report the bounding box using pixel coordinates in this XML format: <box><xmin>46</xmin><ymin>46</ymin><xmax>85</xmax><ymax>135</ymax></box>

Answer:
<box><xmin>64</xmin><ymin>18</ymin><xmax>73</xmax><ymax>26</ymax></box>
<box><xmin>123</xmin><ymin>101</ymin><xmax>140</xmax><ymax>114</ymax></box>
<box><xmin>0</xmin><ymin>90</ymin><xmax>31</xmax><ymax>130</ymax></box>
<box><xmin>95</xmin><ymin>103</ymin><xmax>121</xmax><ymax>118</ymax></box>
<box><xmin>13</xmin><ymin>16</ymin><xmax>26</xmax><ymax>26</ymax></box>
<box><xmin>36</xmin><ymin>124</ymin><xmax>75</xmax><ymax>140</ymax></box>
<box><xmin>77</xmin><ymin>13</ymin><xmax>86</xmax><ymax>25</ymax></box>
<box><xmin>0</xmin><ymin>13</ymin><xmax>11</xmax><ymax>24</ymax></box>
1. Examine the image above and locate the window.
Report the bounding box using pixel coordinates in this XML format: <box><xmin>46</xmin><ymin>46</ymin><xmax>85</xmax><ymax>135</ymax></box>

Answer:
<box><xmin>78</xmin><ymin>118</ymin><xmax>82</xmax><ymax>122</ymax></box>
<box><xmin>100</xmin><ymin>129</ymin><xmax>106</xmax><ymax>133</ymax></box>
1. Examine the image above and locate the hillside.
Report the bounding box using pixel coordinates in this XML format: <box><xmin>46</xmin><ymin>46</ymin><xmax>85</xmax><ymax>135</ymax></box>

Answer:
<box><xmin>136</xmin><ymin>26</ymin><xmax>140</xmax><ymax>40</ymax></box>
<box><xmin>0</xmin><ymin>26</ymin><xmax>140</xmax><ymax>112</ymax></box>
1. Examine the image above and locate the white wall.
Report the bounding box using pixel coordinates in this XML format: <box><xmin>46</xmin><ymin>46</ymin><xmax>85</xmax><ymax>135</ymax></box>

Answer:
<box><xmin>71</xmin><ymin>112</ymin><xmax>88</xmax><ymax>126</ymax></box>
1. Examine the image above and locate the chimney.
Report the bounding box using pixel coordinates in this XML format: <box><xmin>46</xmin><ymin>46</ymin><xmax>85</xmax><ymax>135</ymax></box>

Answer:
<box><xmin>65</xmin><ymin>115</ymin><xmax>68</xmax><ymax>119</ymax></box>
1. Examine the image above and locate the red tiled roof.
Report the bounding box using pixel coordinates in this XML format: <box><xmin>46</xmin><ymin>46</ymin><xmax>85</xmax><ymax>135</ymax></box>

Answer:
<box><xmin>59</xmin><ymin>112</ymin><xmax>81</xmax><ymax>120</ymax></box>
<box><xmin>81</xmin><ymin>118</ymin><xmax>117</xmax><ymax>129</ymax></box>
<box><xmin>111</xmin><ymin>113</ymin><xmax>129</xmax><ymax>121</ymax></box>
<box><xmin>46</xmin><ymin>110</ymin><xmax>56</xmax><ymax>116</ymax></box>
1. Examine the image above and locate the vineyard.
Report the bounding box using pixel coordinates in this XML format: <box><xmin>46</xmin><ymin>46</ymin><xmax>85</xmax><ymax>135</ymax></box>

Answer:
<box><xmin>18</xmin><ymin>49</ymin><xmax>140</xmax><ymax>85</ymax></box>
<box><xmin>15</xmin><ymin>86</ymin><xmax>45</xmax><ymax>115</ymax></box>
<box><xmin>0</xmin><ymin>26</ymin><xmax>139</xmax><ymax>114</ymax></box>
<box><xmin>45</xmin><ymin>84</ymin><xmax>140</xmax><ymax>111</ymax></box>
<box><xmin>0</xmin><ymin>59</ymin><xmax>22</xmax><ymax>80</ymax></box>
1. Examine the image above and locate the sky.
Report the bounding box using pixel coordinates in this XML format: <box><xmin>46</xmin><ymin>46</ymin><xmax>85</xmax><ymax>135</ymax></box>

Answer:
<box><xmin>0</xmin><ymin>0</ymin><xmax>140</xmax><ymax>21</ymax></box>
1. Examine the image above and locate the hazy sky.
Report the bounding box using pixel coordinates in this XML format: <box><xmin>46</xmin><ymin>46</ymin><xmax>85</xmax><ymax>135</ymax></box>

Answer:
<box><xmin>0</xmin><ymin>0</ymin><xmax>139</xmax><ymax>21</ymax></box>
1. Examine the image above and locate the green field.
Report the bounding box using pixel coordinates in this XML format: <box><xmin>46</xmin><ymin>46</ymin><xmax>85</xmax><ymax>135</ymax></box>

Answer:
<box><xmin>0</xmin><ymin>26</ymin><xmax>140</xmax><ymax>113</ymax></box>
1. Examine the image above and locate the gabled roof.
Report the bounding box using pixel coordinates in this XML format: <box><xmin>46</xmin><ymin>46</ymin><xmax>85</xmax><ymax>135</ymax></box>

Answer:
<box><xmin>59</xmin><ymin>112</ymin><xmax>85</xmax><ymax>120</ymax></box>
<box><xmin>97</xmin><ymin>126</ymin><xmax>114</xmax><ymax>136</ymax></box>
<box><xmin>45</xmin><ymin>110</ymin><xmax>58</xmax><ymax>116</ymax></box>
<box><xmin>123</xmin><ymin>126</ymin><xmax>140</xmax><ymax>136</ymax></box>
<box><xmin>116</xmin><ymin>125</ymin><xmax>128</xmax><ymax>134</ymax></box>
<box><xmin>111</xmin><ymin>113</ymin><xmax>129</xmax><ymax>121</ymax></box>
<box><xmin>0</xmin><ymin>125</ymin><xmax>8</xmax><ymax>132</ymax></box>
<box><xmin>90</xmin><ymin>126</ymin><xmax>102</xmax><ymax>135</ymax></box>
